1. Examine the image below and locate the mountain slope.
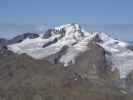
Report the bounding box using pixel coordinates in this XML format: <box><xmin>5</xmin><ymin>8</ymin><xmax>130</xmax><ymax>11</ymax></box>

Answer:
<box><xmin>7</xmin><ymin>24</ymin><xmax>133</xmax><ymax>79</ymax></box>
<box><xmin>0</xmin><ymin>24</ymin><xmax>133</xmax><ymax>99</ymax></box>
<box><xmin>0</xmin><ymin>53</ymin><xmax>132</xmax><ymax>100</ymax></box>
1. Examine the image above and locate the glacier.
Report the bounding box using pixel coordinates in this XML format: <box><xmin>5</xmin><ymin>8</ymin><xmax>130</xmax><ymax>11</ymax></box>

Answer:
<box><xmin>8</xmin><ymin>23</ymin><xmax>133</xmax><ymax>78</ymax></box>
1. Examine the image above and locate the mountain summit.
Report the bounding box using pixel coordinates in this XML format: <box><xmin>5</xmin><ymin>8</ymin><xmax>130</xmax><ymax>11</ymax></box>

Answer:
<box><xmin>1</xmin><ymin>23</ymin><xmax>132</xmax><ymax>78</ymax></box>
<box><xmin>0</xmin><ymin>24</ymin><xmax>133</xmax><ymax>99</ymax></box>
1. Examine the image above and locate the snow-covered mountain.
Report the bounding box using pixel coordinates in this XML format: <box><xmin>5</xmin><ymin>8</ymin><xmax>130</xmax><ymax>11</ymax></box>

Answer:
<box><xmin>6</xmin><ymin>23</ymin><xmax>133</xmax><ymax>78</ymax></box>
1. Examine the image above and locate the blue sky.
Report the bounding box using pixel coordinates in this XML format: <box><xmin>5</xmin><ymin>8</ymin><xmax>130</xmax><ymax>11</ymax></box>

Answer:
<box><xmin>0</xmin><ymin>0</ymin><xmax>133</xmax><ymax>40</ymax></box>
<box><xmin>0</xmin><ymin>0</ymin><xmax>133</xmax><ymax>24</ymax></box>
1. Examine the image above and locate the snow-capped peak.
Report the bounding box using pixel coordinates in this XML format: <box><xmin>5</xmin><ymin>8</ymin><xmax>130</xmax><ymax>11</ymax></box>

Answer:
<box><xmin>44</xmin><ymin>23</ymin><xmax>85</xmax><ymax>41</ymax></box>
<box><xmin>55</xmin><ymin>23</ymin><xmax>81</xmax><ymax>31</ymax></box>
<box><xmin>8</xmin><ymin>24</ymin><xmax>133</xmax><ymax>78</ymax></box>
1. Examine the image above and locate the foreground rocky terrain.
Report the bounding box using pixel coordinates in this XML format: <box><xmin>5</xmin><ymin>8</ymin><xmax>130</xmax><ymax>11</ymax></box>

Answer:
<box><xmin>0</xmin><ymin>46</ymin><xmax>132</xmax><ymax>100</ymax></box>
<box><xmin>0</xmin><ymin>24</ymin><xmax>133</xmax><ymax>100</ymax></box>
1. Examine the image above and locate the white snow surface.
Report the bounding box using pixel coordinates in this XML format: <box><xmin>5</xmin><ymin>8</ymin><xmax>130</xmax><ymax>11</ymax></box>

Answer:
<box><xmin>8</xmin><ymin>23</ymin><xmax>133</xmax><ymax>78</ymax></box>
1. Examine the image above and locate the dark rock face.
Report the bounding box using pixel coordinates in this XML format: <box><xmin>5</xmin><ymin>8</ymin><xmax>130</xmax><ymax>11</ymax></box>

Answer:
<box><xmin>43</xmin><ymin>28</ymin><xmax>66</xmax><ymax>39</ymax></box>
<box><xmin>0</xmin><ymin>39</ymin><xmax>13</xmax><ymax>57</ymax></box>
<box><xmin>126</xmin><ymin>71</ymin><xmax>133</xmax><ymax>87</ymax></box>
<box><xmin>45</xmin><ymin>45</ymin><xmax>68</xmax><ymax>64</ymax></box>
<box><xmin>125</xmin><ymin>71</ymin><xmax>133</xmax><ymax>93</ymax></box>
<box><xmin>92</xmin><ymin>34</ymin><xmax>103</xmax><ymax>43</ymax></box>
<box><xmin>0</xmin><ymin>38</ymin><xmax>7</xmax><ymax>43</ymax></box>
<box><xmin>127</xmin><ymin>44</ymin><xmax>133</xmax><ymax>51</ymax></box>
<box><xmin>0</xmin><ymin>46</ymin><xmax>15</xmax><ymax>57</ymax></box>
<box><xmin>69</xmin><ymin>42</ymin><xmax>107</xmax><ymax>80</ymax></box>
<box><xmin>8</xmin><ymin>33</ymin><xmax>39</xmax><ymax>44</ymax></box>
<box><xmin>114</xmin><ymin>70</ymin><xmax>133</xmax><ymax>94</ymax></box>
<box><xmin>0</xmin><ymin>53</ymin><xmax>131</xmax><ymax>100</ymax></box>
<box><xmin>44</xmin><ymin>42</ymin><xmax>118</xmax><ymax>81</ymax></box>
<box><xmin>43</xmin><ymin>38</ymin><xmax>58</xmax><ymax>48</ymax></box>
<box><xmin>0</xmin><ymin>36</ymin><xmax>131</xmax><ymax>99</ymax></box>
<box><xmin>0</xmin><ymin>33</ymin><xmax>39</xmax><ymax>48</ymax></box>
<box><xmin>0</xmin><ymin>38</ymin><xmax>8</xmax><ymax>48</ymax></box>
<box><xmin>43</xmin><ymin>29</ymin><xmax>53</xmax><ymax>38</ymax></box>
